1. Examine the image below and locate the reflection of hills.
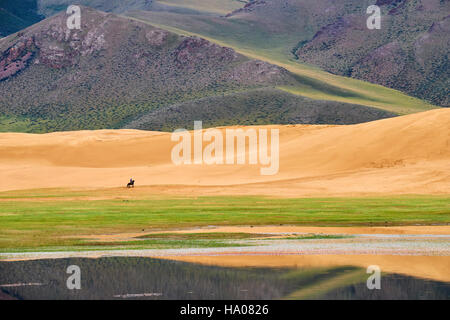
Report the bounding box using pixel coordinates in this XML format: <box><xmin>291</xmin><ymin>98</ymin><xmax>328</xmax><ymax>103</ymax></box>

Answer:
<box><xmin>323</xmin><ymin>274</ymin><xmax>450</xmax><ymax>300</ymax></box>
<box><xmin>0</xmin><ymin>257</ymin><xmax>448</xmax><ymax>300</ymax></box>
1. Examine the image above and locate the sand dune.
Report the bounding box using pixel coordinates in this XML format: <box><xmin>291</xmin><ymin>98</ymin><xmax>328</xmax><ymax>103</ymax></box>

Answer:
<box><xmin>0</xmin><ymin>109</ymin><xmax>449</xmax><ymax>196</ymax></box>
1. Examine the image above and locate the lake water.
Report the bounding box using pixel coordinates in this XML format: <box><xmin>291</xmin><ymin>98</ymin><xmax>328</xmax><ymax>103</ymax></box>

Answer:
<box><xmin>0</xmin><ymin>257</ymin><xmax>448</xmax><ymax>300</ymax></box>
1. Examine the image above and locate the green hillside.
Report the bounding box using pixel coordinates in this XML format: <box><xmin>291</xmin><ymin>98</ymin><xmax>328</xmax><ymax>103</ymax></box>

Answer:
<box><xmin>152</xmin><ymin>0</ymin><xmax>246</xmax><ymax>14</ymax></box>
<box><xmin>1</xmin><ymin>6</ymin><xmax>406</xmax><ymax>133</ymax></box>
<box><xmin>0</xmin><ymin>3</ymin><xmax>442</xmax><ymax>133</ymax></box>
<box><xmin>124</xmin><ymin>88</ymin><xmax>396</xmax><ymax>131</ymax></box>
<box><xmin>125</xmin><ymin>0</ymin><xmax>441</xmax><ymax>112</ymax></box>
<box><xmin>36</xmin><ymin>0</ymin><xmax>154</xmax><ymax>16</ymax></box>
<box><xmin>36</xmin><ymin>0</ymin><xmax>248</xmax><ymax>17</ymax></box>
<box><xmin>293</xmin><ymin>0</ymin><xmax>450</xmax><ymax>107</ymax></box>
<box><xmin>5</xmin><ymin>1</ymin><xmax>442</xmax><ymax>112</ymax></box>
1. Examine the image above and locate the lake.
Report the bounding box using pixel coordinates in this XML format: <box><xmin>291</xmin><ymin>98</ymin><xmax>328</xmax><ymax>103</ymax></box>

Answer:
<box><xmin>0</xmin><ymin>257</ymin><xmax>448</xmax><ymax>300</ymax></box>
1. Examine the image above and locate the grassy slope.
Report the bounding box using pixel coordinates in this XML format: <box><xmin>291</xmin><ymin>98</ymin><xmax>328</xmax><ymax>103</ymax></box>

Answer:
<box><xmin>0</xmin><ymin>7</ymin><xmax>400</xmax><ymax>133</ymax></box>
<box><xmin>123</xmin><ymin>88</ymin><xmax>396</xmax><ymax>131</ymax></box>
<box><xmin>37</xmin><ymin>0</ymin><xmax>248</xmax><ymax>16</ymax></box>
<box><xmin>1</xmin><ymin>4</ymin><xmax>436</xmax><ymax>133</ymax></box>
<box><xmin>125</xmin><ymin>10</ymin><xmax>437</xmax><ymax>115</ymax></box>
<box><xmin>0</xmin><ymin>9</ymin><xmax>294</xmax><ymax>133</ymax></box>
<box><xmin>36</xmin><ymin>0</ymin><xmax>154</xmax><ymax>16</ymax></box>
<box><xmin>154</xmin><ymin>0</ymin><xmax>246</xmax><ymax>15</ymax></box>
<box><xmin>293</xmin><ymin>0</ymin><xmax>450</xmax><ymax>107</ymax></box>
<box><xmin>0</xmin><ymin>188</ymin><xmax>448</xmax><ymax>251</ymax></box>
<box><xmin>34</xmin><ymin>0</ymin><xmax>448</xmax><ymax>108</ymax></box>
<box><xmin>0</xmin><ymin>115</ymin><xmax>34</xmax><ymax>133</ymax></box>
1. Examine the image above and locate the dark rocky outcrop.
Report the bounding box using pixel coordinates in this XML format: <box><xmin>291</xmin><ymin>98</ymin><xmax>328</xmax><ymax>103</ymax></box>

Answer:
<box><xmin>0</xmin><ymin>37</ymin><xmax>35</xmax><ymax>81</ymax></box>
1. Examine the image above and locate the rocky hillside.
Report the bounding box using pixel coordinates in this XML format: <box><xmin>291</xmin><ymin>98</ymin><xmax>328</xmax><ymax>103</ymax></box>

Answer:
<box><xmin>1</xmin><ymin>6</ymin><xmax>394</xmax><ymax>133</ymax></box>
<box><xmin>0</xmin><ymin>6</ymin><xmax>303</xmax><ymax>132</ymax></box>
<box><xmin>294</xmin><ymin>0</ymin><xmax>449</xmax><ymax>107</ymax></box>
<box><xmin>5</xmin><ymin>1</ymin><xmax>446</xmax><ymax>108</ymax></box>
<box><xmin>228</xmin><ymin>0</ymin><xmax>449</xmax><ymax>107</ymax></box>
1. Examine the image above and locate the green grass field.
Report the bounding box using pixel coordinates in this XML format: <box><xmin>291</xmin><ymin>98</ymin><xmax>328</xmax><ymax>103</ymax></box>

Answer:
<box><xmin>0</xmin><ymin>189</ymin><xmax>448</xmax><ymax>252</ymax></box>
<box><xmin>125</xmin><ymin>11</ymin><xmax>438</xmax><ymax>115</ymax></box>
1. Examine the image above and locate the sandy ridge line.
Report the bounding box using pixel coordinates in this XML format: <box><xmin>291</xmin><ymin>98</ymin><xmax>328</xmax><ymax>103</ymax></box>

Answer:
<box><xmin>0</xmin><ymin>109</ymin><xmax>449</xmax><ymax>195</ymax></box>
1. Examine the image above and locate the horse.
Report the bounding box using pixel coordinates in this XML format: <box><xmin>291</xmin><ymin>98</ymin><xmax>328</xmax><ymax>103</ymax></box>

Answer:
<box><xmin>127</xmin><ymin>179</ymin><xmax>135</xmax><ymax>188</ymax></box>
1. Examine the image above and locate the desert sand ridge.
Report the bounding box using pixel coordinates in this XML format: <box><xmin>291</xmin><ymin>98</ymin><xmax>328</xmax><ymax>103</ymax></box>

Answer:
<box><xmin>0</xmin><ymin>109</ymin><xmax>449</xmax><ymax>196</ymax></box>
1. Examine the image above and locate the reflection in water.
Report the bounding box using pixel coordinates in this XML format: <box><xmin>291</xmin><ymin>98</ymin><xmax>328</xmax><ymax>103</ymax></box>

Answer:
<box><xmin>0</xmin><ymin>257</ymin><xmax>448</xmax><ymax>300</ymax></box>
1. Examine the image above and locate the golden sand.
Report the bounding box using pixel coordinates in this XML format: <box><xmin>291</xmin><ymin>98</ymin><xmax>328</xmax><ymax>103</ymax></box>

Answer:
<box><xmin>0</xmin><ymin>109</ymin><xmax>449</xmax><ymax>196</ymax></box>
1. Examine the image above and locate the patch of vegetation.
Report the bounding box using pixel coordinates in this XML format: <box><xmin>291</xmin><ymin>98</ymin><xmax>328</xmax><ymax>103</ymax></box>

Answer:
<box><xmin>36</xmin><ymin>0</ymin><xmax>154</xmax><ymax>16</ymax></box>
<box><xmin>269</xmin><ymin>234</ymin><xmax>352</xmax><ymax>241</ymax></box>
<box><xmin>0</xmin><ymin>115</ymin><xmax>34</xmax><ymax>132</ymax></box>
<box><xmin>124</xmin><ymin>88</ymin><xmax>396</xmax><ymax>131</ymax></box>
<box><xmin>0</xmin><ymin>239</ymin><xmax>249</xmax><ymax>253</ymax></box>
<box><xmin>0</xmin><ymin>191</ymin><xmax>448</xmax><ymax>252</ymax></box>
<box><xmin>80</xmin><ymin>238</ymin><xmax>248</xmax><ymax>248</ymax></box>
<box><xmin>154</xmin><ymin>0</ymin><xmax>246</xmax><ymax>15</ymax></box>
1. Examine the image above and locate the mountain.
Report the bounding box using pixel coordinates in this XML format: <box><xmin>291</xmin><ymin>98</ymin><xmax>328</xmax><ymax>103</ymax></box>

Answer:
<box><xmin>126</xmin><ymin>0</ymin><xmax>448</xmax><ymax>107</ymax></box>
<box><xmin>293</xmin><ymin>0</ymin><xmax>450</xmax><ymax>107</ymax></box>
<box><xmin>4</xmin><ymin>1</ymin><xmax>446</xmax><ymax>107</ymax></box>
<box><xmin>224</xmin><ymin>0</ymin><xmax>449</xmax><ymax>107</ymax></box>
<box><xmin>0</xmin><ymin>0</ymin><xmax>43</xmax><ymax>37</ymax></box>
<box><xmin>36</xmin><ymin>0</ymin><xmax>247</xmax><ymax>18</ymax></box>
<box><xmin>0</xmin><ymin>6</ymin><xmax>286</xmax><ymax>132</ymax></box>
<box><xmin>0</xmin><ymin>6</ymin><xmax>394</xmax><ymax>133</ymax></box>
<box><xmin>5</xmin><ymin>1</ymin><xmax>444</xmax><ymax>109</ymax></box>
<box><xmin>1</xmin><ymin>0</ymin><xmax>197</xmax><ymax>37</ymax></box>
<box><xmin>36</xmin><ymin>0</ymin><xmax>154</xmax><ymax>17</ymax></box>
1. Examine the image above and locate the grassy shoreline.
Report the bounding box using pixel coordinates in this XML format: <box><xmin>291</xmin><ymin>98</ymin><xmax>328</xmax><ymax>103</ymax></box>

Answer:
<box><xmin>0</xmin><ymin>189</ymin><xmax>448</xmax><ymax>252</ymax></box>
